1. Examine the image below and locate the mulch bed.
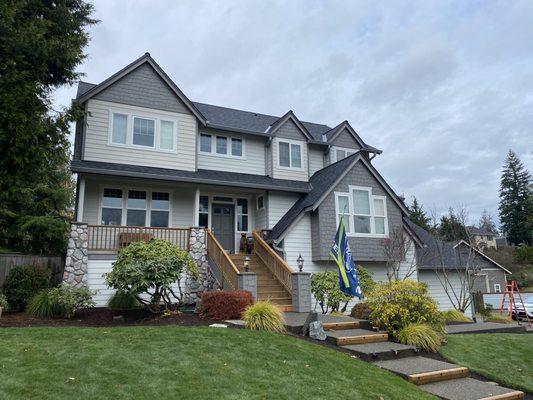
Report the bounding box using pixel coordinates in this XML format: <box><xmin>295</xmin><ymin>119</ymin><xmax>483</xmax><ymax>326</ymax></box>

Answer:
<box><xmin>0</xmin><ymin>308</ymin><xmax>216</xmax><ymax>328</ymax></box>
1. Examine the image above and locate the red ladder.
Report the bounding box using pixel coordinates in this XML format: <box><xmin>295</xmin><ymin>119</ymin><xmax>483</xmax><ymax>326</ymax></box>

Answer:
<box><xmin>499</xmin><ymin>280</ymin><xmax>531</xmax><ymax>327</ymax></box>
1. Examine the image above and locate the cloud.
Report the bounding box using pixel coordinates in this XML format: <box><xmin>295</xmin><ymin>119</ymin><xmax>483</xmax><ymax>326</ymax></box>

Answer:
<box><xmin>52</xmin><ymin>0</ymin><xmax>533</xmax><ymax>226</ymax></box>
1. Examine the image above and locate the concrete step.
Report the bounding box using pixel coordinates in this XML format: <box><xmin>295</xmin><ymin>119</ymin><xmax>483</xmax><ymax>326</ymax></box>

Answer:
<box><xmin>375</xmin><ymin>357</ymin><xmax>469</xmax><ymax>385</ymax></box>
<box><xmin>420</xmin><ymin>377</ymin><xmax>524</xmax><ymax>400</ymax></box>
<box><xmin>326</xmin><ymin>328</ymin><xmax>389</xmax><ymax>346</ymax></box>
<box><xmin>322</xmin><ymin>321</ymin><xmax>361</xmax><ymax>331</ymax></box>
<box><xmin>341</xmin><ymin>341</ymin><xmax>417</xmax><ymax>361</ymax></box>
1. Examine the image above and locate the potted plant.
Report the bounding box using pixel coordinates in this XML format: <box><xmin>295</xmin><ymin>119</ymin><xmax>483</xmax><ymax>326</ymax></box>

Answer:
<box><xmin>0</xmin><ymin>293</ymin><xmax>7</xmax><ymax>319</ymax></box>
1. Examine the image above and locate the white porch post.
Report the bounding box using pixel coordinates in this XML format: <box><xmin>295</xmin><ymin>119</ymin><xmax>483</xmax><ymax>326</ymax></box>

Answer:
<box><xmin>76</xmin><ymin>176</ymin><xmax>85</xmax><ymax>222</ymax></box>
<box><xmin>193</xmin><ymin>186</ymin><xmax>200</xmax><ymax>226</ymax></box>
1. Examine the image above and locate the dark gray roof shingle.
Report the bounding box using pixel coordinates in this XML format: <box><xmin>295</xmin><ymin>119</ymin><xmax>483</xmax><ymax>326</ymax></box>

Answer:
<box><xmin>70</xmin><ymin>160</ymin><xmax>312</xmax><ymax>193</ymax></box>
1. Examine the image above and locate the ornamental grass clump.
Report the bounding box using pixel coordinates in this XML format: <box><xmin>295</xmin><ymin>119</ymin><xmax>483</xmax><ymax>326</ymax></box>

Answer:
<box><xmin>243</xmin><ymin>301</ymin><xmax>285</xmax><ymax>333</ymax></box>
<box><xmin>396</xmin><ymin>323</ymin><xmax>444</xmax><ymax>353</ymax></box>
<box><xmin>366</xmin><ymin>280</ymin><xmax>444</xmax><ymax>336</ymax></box>
<box><xmin>26</xmin><ymin>285</ymin><xmax>95</xmax><ymax>318</ymax></box>
<box><xmin>441</xmin><ymin>309</ymin><xmax>472</xmax><ymax>323</ymax></box>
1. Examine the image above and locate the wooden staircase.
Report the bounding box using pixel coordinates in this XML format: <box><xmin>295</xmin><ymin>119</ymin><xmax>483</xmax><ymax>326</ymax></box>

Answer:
<box><xmin>230</xmin><ymin>253</ymin><xmax>293</xmax><ymax>311</ymax></box>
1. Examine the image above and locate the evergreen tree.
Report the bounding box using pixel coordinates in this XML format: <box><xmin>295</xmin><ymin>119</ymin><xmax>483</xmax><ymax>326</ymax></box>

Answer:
<box><xmin>439</xmin><ymin>208</ymin><xmax>468</xmax><ymax>242</ymax></box>
<box><xmin>478</xmin><ymin>210</ymin><xmax>498</xmax><ymax>234</ymax></box>
<box><xmin>0</xmin><ymin>1</ymin><xmax>96</xmax><ymax>254</ymax></box>
<box><xmin>408</xmin><ymin>196</ymin><xmax>431</xmax><ymax>230</ymax></box>
<box><xmin>498</xmin><ymin>150</ymin><xmax>533</xmax><ymax>245</ymax></box>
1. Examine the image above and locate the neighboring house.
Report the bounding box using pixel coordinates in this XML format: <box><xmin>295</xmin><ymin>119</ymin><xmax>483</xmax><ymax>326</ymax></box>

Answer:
<box><xmin>466</xmin><ymin>226</ymin><xmax>498</xmax><ymax>249</ymax></box>
<box><xmin>406</xmin><ymin>221</ymin><xmax>510</xmax><ymax>316</ymax></box>
<box><xmin>67</xmin><ymin>52</ymin><xmax>481</xmax><ymax>313</ymax></box>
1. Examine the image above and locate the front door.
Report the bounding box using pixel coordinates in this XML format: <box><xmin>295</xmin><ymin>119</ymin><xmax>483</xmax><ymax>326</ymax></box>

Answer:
<box><xmin>212</xmin><ymin>203</ymin><xmax>235</xmax><ymax>252</ymax></box>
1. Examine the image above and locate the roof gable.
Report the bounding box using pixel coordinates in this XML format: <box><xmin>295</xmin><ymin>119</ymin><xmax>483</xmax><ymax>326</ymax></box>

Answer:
<box><xmin>267</xmin><ymin>111</ymin><xmax>314</xmax><ymax>141</ymax></box>
<box><xmin>323</xmin><ymin>121</ymin><xmax>381</xmax><ymax>153</ymax></box>
<box><xmin>77</xmin><ymin>53</ymin><xmax>206</xmax><ymax>123</ymax></box>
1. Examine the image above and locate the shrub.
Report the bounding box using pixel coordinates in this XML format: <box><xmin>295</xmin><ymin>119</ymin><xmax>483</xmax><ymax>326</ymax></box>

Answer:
<box><xmin>2</xmin><ymin>265</ymin><xmax>51</xmax><ymax>311</ymax></box>
<box><xmin>514</xmin><ymin>245</ymin><xmax>533</xmax><ymax>264</ymax></box>
<box><xmin>311</xmin><ymin>266</ymin><xmax>375</xmax><ymax>314</ymax></box>
<box><xmin>105</xmin><ymin>239</ymin><xmax>198</xmax><ymax>312</ymax></box>
<box><xmin>483</xmin><ymin>312</ymin><xmax>513</xmax><ymax>324</ymax></box>
<box><xmin>350</xmin><ymin>302</ymin><xmax>372</xmax><ymax>320</ymax></box>
<box><xmin>366</xmin><ymin>280</ymin><xmax>443</xmax><ymax>335</ymax></box>
<box><xmin>441</xmin><ymin>309</ymin><xmax>472</xmax><ymax>323</ymax></box>
<box><xmin>243</xmin><ymin>301</ymin><xmax>285</xmax><ymax>332</ymax></box>
<box><xmin>199</xmin><ymin>291</ymin><xmax>253</xmax><ymax>320</ymax></box>
<box><xmin>0</xmin><ymin>293</ymin><xmax>7</xmax><ymax>310</ymax></box>
<box><xmin>396</xmin><ymin>323</ymin><xmax>443</xmax><ymax>352</ymax></box>
<box><xmin>26</xmin><ymin>285</ymin><xmax>95</xmax><ymax>318</ymax></box>
<box><xmin>108</xmin><ymin>291</ymin><xmax>140</xmax><ymax>310</ymax></box>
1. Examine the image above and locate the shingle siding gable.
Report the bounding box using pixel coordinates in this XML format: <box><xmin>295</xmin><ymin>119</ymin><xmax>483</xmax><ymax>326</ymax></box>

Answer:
<box><xmin>313</xmin><ymin>160</ymin><xmax>403</xmax><ymax>261</ymax></box>
<box><xmin>275</xmin><ymin>119</ymin><xmax>308</xmax><ymax>141</ymax></box>
<box><xmin>331</xmin><ymin>128</ymin><xmax>361</xmax><ymax>149</ymax></box>
<box><xmin>93</xmin><ymin>63</ymin><xmax>192</xmax><ymax>115</ymax></box>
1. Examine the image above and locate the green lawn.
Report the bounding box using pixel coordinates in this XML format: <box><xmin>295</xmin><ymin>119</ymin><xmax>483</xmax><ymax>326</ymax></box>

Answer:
<box><xmin>0</xmin><ymin>326</ymin><xmax>435</xmax><ymax>400</ymax></box>
<box><xmin>441</xmin><ymin>333</ymin><xmax>533</xmax><ymax>393</ymax></box>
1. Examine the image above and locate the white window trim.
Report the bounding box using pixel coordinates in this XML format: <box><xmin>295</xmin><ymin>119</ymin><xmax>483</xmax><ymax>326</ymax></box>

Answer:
<box><xmin>494</xmin><ymin>283</ymin><xmax>502</xmax><ymax>293</ymax></box>
<box><xmin>331</xmin><ymin>146</ymin><xmax>357</xmax><ymax>163</ymax></box>
<box><xmin>236</xmin><ymin>197</ymin><xmax>249</xmax><ymax>233</ymax></box>
<box><xmin>333</xmin><ymin>185</ymin><xmax>389</xmax><ymax>238</ymax></box>
<box><xmin>108</xmin><ymin>108</ymin><xmax>178</xmax><ymax>154</ymax></box>
<box><xmin>98</xmin><ymin>185</ymin><xmax>173</xmax><ymax>227</ymax></box>
<box><xmin>335</xmin><ymin>192</ymin><xmax>353</xmax><ymax>233</ymax></box>
<box><xmin>198</xmin><ymin>132</ymin><xmax>246</xmax><ymax>159</ymax></box>
<box><xmin>276</xmin><ymin>138</ymin><xmax>304</xmax><ymax>171</ymax></box>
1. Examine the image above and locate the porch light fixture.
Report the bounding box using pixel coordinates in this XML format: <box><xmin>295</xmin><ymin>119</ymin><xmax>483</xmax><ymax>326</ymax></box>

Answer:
<box><xmin>244</xmin><ymin>255</ymin><xmax>251</xmax><ymax>272</ymax></box>
<box><xmin>297</xmin><ymin>253</ymin><xmax>304</xmax><ymax>272</ymax></box>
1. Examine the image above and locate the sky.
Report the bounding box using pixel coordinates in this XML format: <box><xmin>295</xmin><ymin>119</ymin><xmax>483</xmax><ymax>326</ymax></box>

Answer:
<box><xmin>52</xmin><ymin>0</ymin><xmax>533</xmax><ymax>227</ymax></box>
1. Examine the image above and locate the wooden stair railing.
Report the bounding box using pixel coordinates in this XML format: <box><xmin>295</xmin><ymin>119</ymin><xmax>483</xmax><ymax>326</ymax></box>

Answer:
<box><xmin>206</xmin><ymin>230</ymin><xmax>240</xmax><ymax>290</ymax></box>
<box><xmin>252</xmin><ymin>230</ymin><xmax>292</xmax><ymax>293</ymax></box>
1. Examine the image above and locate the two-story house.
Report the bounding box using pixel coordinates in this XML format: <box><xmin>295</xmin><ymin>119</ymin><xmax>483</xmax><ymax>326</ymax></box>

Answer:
<box><xmin>66</xmin><ymin>52</ymin><xmax>498</xmax><ymax>315</ymax></box>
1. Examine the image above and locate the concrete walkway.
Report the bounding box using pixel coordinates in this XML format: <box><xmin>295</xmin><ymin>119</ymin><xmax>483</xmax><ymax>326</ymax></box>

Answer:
<box><xmin>290</xmin><ymin>314</ymin><xmax>526</xmax><ymax>400</ymax></box>
<box><xmin>446</xmin><ymin>321</ymin><xmax>528</xmax><ymax>334</ymax></box>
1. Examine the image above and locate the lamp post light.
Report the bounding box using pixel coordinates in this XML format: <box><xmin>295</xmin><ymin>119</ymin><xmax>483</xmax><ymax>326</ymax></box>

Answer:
<box><xmin>244</xmin><ymin>255</ymin><xmax>251</xmax><ymax>272</ymax></box>
<box><xmin>296</xmin><ymin>253</ymin><xmax>304</xmax><ymax>272</ymax></box>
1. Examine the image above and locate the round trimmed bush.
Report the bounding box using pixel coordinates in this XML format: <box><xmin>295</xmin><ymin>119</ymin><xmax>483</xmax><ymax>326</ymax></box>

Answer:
<box><xmin>366</xmin><ymin>280</ymin><xmax>443</xmax><ymax>335</ymax></box>
<box><xmin>199</xmin><ymin>290</ymin><xmax>254</xmax><ymax>320</ymax></box>
<box><xmin>396</xmin><ymin>323</ymin><xmax>443</xmax><ymax>352</ymax></box>
<box><xmin>2</xmin><ymin>265</ymin><xmax>51</xmax><ymax>311</ymax></box>
<box><xmin>243</xmin><ymin>301</ymin><xmax>285</xmax><ymax>332</ymax></box>
<box><xmin>350</xmin><ymin>302</ymin><xmax>372</xmax><ymax>320</ymax></box>
<box><xmin>108</xmin><ymin>291</ymin><xmax>140</xmax><ymax>310</ymax></box>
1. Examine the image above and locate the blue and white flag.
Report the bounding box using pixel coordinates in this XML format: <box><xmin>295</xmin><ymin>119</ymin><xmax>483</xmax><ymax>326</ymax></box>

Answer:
<box><xmin>330</xmin><ymin>217</ymin><xmax>362</xmax><ymax>298</ymax></box>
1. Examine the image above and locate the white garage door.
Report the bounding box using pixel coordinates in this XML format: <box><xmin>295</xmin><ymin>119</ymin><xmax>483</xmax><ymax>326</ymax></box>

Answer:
<box><xmin>418</xmin><ymin>270</ymin><xmax>474</xmax><ymax>318</ymax></box>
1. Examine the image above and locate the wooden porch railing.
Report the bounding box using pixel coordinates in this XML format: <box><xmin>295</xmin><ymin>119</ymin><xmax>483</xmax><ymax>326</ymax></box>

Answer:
<box><xmin>87</xmin><ymin>225</ymin><xmax>191</xmax><ymax>251</ymax></box>
<box><xmin>206</xmin><ymin>230</ymin><xmax>240</xmax><ymax>290</ymax></box>
<box><xmin>252</xmin><ymin>230</ymin><xmax>293</xmax><ymax>292</ymax></box>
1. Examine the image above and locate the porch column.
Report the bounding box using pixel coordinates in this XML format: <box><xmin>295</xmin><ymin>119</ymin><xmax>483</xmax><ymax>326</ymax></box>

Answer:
<box><xmin>76</xmin><ymin>176</ymin><xmax>85</xmax><ymax>222</ymax></box>
<box><xmin>193</xmin><ymin>186</ymin><xmax>200</xmax><ymax>226</ymax></box>
<box><xmin>291</xmin><ymin>272</ymin><xmax>312</xmax><ymax>312</ymax></box>
<box><xmin>238</xmin><ymin>272</ymin><xmax>257</xmax><ymax>300</ymax></box>
<box><xmin>63</xmin><ymin>222</ymin><xmax>89</xmax><ymax>288</ymax></box>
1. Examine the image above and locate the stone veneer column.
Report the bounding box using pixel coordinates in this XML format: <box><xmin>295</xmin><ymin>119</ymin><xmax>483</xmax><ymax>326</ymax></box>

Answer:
<box><xmin>237</xmin><ymin>272</ymin><xmax>257</xmax><ymax>300</ymax></box>
<box><xmin>186</xmin><ymin>228</ymin><xmax>220</xmax><ymax>304</ymax></box>
<box><xmin>63</xmin><ymin>222</ymin><xmax>89</xmax><ymax>288</ymax></box>
<box><xmin>291</xmin><ymin>272</ymin><xmax>312</xmax><ymax>312</ymax></box>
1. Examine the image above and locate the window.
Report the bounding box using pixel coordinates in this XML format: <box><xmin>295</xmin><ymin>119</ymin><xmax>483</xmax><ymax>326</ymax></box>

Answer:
<box><xmin>353</xmin><ymin>189</ymin><xmax>371</xmax><ymax>234</ymax></box>
<box><xmin>200</xmin><ymin>133</ymin><xmax>245</xmax><ymax>158</ymax></box>
<box><xmin>278</xmin><ymin>140</ymin><xmax>302</xmax><ymax>169</ymax></box>
<box><xmin>237</xmin><ymin>198</ymin><xmax>249</xmax><ymax>231</ymax></box>
<box><xmin>151</xmin><ymin>192</ymin><xmax>169</xmax><ymax>227</ymax></box>
<box><xmin>334</xmin><ymin>186</ymin><xmax>388</xmax><ymax>237</ymax></box>
<box><xmin>198</xmin><ymin>196</ymin><xmax>209</xmax><ymax>228</ymax></box>
<box><xmin>159</xmin><ymin>120</ymin><xmax>174</xmax><ymax>151</ymax></box>
<box><xmin>133</xmin><ymin>117</ymin><xmax>155</xmax><ymax>147</ymax></box>
<box><xmin>335</xmin><ymin>194</ymin><xmax>351</xmax><ymax>233</ymax></box>
<box><xmin>494</xmin><ymin>284</ymin><xmax>501</xmax><ymax>293</ymax></box>
<box><xmin>333</xmin><ymin>147</ymin><xmax>356</xmax><ymax>162</ymax></box>
<box><xmin>111</xmin><ymin>113</ymin><xmax>128</xmax><ymax>144</ymax></box>
<box><xmin>216</xmin><ymin>136</ymin><xmax>227</xmax><ymax>155</ymax></box>
<box><xmin>279</xmin><ymin>142</ymin><xmax>290</xmax><ymax>167</ymax></box>
<box><xmin>257</xmin><ymin>195</ymin><xmax>264</xmax><ymax>210</ymax></box>
<box><xmin>200</xmin><ymin>134</ymin><xmax>212</xmax><ymax>153</ymax></box>
<box><xmin>101</xmin><ymin>188</ymin><xmax>123</xmax><ymax>225</ymax></box>
<box><xmin>231</xmin><ymin>138</ymin><xmax>242</xmax><ymax>157</ymax></box>
<box><xmin>126</xmin><ymin>190</ymin><xmax>147</xmax><ymax>226</ymax></box>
